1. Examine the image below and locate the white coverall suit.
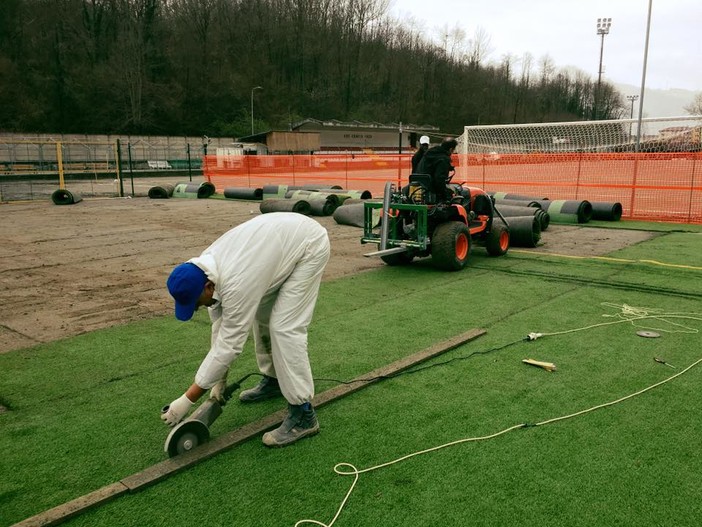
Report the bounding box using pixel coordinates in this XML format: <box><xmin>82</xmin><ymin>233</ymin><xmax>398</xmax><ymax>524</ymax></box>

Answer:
<box><xmin>189</xmin><ymin>212</ymin><xmax>330</xmax><ymax>405</ymax></box>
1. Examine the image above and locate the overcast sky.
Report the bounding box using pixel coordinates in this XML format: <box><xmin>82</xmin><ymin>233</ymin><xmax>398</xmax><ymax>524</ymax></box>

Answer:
<box><xmin>388</xmin><ymin>0</ymin><xmax>701</xmax><ymax>93</ymax></box>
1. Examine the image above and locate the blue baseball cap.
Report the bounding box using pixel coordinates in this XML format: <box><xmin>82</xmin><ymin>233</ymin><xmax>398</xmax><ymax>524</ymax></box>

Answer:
<box><xmin>167</xmin><ymin>262</ymin><xmax>208</xmax><ymax>321</ymax></box>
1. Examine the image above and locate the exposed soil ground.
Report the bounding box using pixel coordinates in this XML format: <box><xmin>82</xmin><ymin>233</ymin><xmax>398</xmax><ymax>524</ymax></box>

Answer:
<box><xmin>0</xmin><ymin>178</ymin><xmax>657</xmax><ymax>354</ymax></box>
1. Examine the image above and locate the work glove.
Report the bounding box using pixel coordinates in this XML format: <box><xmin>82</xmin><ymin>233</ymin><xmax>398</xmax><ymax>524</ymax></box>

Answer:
<box><xmin>209</xmin><ymin>368</ymin><xmax>229</xmax><ymax>404</ymax></box>
<box><xmin>161</xmin><ymin>393</ymin><xmax>194</xmax><ymax>427</ymax></box>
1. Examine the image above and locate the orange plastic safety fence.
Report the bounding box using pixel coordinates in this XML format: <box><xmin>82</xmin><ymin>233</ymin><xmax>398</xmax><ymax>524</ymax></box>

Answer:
<box><xmin>203</xmin><ymin>153</ymin><xmax>416</xmax><ymax>198</ymax></box>
<box><xmin>203</xmin><ymin>152</ymin><xmax>702</xmax><ymax>224</ymax></box>
<box><xmin>458</xmin><ymin>152</ymin><xmax>702</xmax><ymax>224</ymax></box>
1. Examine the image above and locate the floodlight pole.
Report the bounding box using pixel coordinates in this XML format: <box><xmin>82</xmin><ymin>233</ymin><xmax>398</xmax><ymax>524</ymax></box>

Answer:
<box><xmin>595</xmin><ymin>17</ymin><xmax>612</xmax><ymax>120</ymax></box>
<box><xmin>636</xmin><ymin>0</ymin><xmax>653</xmax><ymax>152</ymax></box>
<box><xmin>251</xmin><ymin>86</ymin><xmax>263</xmax><ymax>136</ymax></box>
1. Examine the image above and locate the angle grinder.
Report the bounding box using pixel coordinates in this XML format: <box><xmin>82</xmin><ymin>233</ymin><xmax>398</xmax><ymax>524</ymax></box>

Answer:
<box><xmin>162</xmin><ymin>373</ymin><xmax>257</xmax><ymax>458</ymax></box>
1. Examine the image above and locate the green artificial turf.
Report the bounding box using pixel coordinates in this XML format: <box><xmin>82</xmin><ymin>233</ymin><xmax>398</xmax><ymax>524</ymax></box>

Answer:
<box><xmin>1</xmin><ymin>225</ymin><xmax>701</xmax><ymax>527</ymax></box>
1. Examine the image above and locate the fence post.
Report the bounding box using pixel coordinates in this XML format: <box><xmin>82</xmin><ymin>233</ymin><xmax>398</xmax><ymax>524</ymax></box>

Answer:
<box><xmin>187</xmin><ymin>143</ymin><xmax>193</xmax><ymax>182</ymax></box>
<box><xmin>629</xmin><ymin>155</ymin><xmax>639</xmax><ymax>220</ymax></box>
<box><xmin>115</xmin><ymin>139</ymin><xmax>124</xmax><ymax>198</ymax></box>
<box><xmin>127</xmin><ymin>142</ymin><xmax>135</xmax><ymax>196</ymax></box>
<box><xmin>687</xmin><ymin>154</ymin><xmax>697</xmax><ymax>223</ymax></box>
<box><xmin>56</xmin><ymin>142</ymin><xmax>65</xmax><ymax>189</ymax></box>
<box><xmin>246</xmin><ymin>154</ymin><xmax>251</xmax><ymax>187</ymax></box>
<box><xmin>574</xmin><ymin>151</ymin><xmax>583</xmax><ymax>200</ymax></box>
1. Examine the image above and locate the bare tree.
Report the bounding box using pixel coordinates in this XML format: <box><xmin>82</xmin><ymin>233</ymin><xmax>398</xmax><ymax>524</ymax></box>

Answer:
<box><xmin>684</xmin><ymin>92</ymin><xmax>702</xmax><ymax>115</ymax></box>
<box><xmin>466</xmin><ymin>26</ymin><xmax>492</xmax><ymax>67</ymax></box>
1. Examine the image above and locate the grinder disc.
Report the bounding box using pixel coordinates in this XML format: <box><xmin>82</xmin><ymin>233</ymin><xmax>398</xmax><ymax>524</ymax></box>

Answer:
<box><xmin>636</xmin><ymin>330</ymin><xmax>661</xmax><ymax>338</ymax></box>
<box><xmin>164</xmin><ymin>420</ymin><xmax>210</xmax><ymax>458</ymax></box>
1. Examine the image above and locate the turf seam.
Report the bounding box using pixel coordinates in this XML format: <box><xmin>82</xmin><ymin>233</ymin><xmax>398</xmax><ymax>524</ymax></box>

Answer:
<box><xmin>10</xmin><ymin>328</ymin><xmax>486</xmax><ymax>527</ymax></box>
<box><xmin>476</xmin><ymin>265</ymin><xmax>702</xmax><ymax>300</ymax></box>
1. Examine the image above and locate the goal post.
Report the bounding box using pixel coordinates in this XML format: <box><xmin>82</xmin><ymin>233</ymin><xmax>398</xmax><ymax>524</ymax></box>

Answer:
<box><xmin>456</xmin><ymin>116</ymin><xmax>702</xmax><ymax>224</ymax></box>
<box><xmin>460</xmin><ymin>115</ymin><xmax>702</xmax><ymax>155</ymax></box>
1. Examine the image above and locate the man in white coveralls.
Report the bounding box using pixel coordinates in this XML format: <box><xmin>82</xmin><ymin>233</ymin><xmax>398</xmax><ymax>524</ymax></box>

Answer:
<box><xmin>161</xmin><ymin>212</ymin><xmax>331</xmax><ymax>447</ymax></box>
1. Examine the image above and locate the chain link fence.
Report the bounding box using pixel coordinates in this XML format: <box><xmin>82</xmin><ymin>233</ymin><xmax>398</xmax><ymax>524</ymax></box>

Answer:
<box><xmin>0</xmin><ymin>134</ymin><xmax>232</xmax><ymax>201</ymax></box>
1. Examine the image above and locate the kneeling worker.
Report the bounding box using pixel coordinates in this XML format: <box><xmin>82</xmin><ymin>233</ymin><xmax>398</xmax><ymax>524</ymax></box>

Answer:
<box><xmin>161</xmin><ymin>212</ymin><xmax>331</xmax><ymax>447</ymax></box>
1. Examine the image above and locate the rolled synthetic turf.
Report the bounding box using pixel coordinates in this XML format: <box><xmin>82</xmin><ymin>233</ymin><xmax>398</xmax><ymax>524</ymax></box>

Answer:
<box><xmin>495</xmin><ymin>204</ymin><xmax>550</xmax><ymax>231</ymax></box>
<box><xmin>147</xmin><ymin>184</ymin><xmax>175</xmax><ymax>199</ymax></box>
<box><xmin>536</xmin><ymin>199</ymin><xmax>592</xmax><ymax>224</ymax></box>
<box><xmin>490</xmin><ymin>191</ymin><xmax>549</xmax><ymax>201</ymax></box>
<box><xmin>590</xmin><ymin>201</ymin><xmax>623</xmax><ymax>221</ymax></box>
<box><xmin>333</xmin><ymin>202</ymin><xmax>380</xmax><ymax>228</ymax></box>
<box><xmin>173</xmin><ymin>181</ymin><xmax>216</xmax><ymax>199</ymax></box>
<box><xmin>495</xmin><ymin>215</ymin><xmax>541</xmax><ymax>247</ymax></box>
<box><xmin>223</xmin><ymin>187</ymin><xmax>263</xmax><ymax>200</ymax></box>
<box><xmin>259</xmin><ymin>198</ymin><xmax>311</xmax><ymax>215</ymax></box>
<box><xmin>493</xmin><ymin>198</ymin><xmax>542</xmax><ymax>209</ymax></box>
<box><xmin>51</xmin><ymin>189</ymin><xmax>83</xmax><ymax>205</ymax></box>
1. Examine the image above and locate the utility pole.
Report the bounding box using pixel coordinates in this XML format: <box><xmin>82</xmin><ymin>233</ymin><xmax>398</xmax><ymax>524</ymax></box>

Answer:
<box><xmin>595</xmin><ymin>17</ymin><xmax>612</xmax><ymax>120</ymax></box>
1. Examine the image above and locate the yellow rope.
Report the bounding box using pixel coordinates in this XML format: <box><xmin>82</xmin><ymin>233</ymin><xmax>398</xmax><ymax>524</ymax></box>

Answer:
<box><xmin>510</xmin><ymin>249</ymin><xmax>702</xmax><ymax>271</ymax></box>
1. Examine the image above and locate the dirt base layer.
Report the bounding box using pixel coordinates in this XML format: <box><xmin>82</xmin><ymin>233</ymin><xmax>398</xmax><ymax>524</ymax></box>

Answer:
<box><xmin>0</xmin><ymin>192</ymin><xmax>656</xmax><ymax>354</ymax></box>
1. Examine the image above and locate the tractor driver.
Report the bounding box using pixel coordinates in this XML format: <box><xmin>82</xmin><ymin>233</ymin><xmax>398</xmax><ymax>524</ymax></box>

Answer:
<box><xmin>416</xmin><ymin>137</ymin><xmax>458</xmax><ymax>202</ymax></box>
<box><xmin>161</xmin><ymin>212</ymin><xmax>330</xmax><ymax>447</ymax></box>
<box><xmin>411</xmin><ymin>135</ymin><xmax>431</xmax><ymax>173</ymax></box>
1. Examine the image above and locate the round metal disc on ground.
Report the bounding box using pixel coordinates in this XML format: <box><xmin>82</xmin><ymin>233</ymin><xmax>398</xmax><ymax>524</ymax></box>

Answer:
<box><xmin>636</xmin><ymin>330</ymin><xmax>661</xmax><ymax>338</ymax></box>
<box><xmin>164</xmin><ymin>420</ymin><xmax>210</xmax><ymax>457</ymax></box>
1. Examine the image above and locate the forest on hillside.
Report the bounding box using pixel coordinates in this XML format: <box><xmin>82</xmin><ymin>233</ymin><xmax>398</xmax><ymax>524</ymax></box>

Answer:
<box><xmin>0</xmin><ymin>0</ymin><xmax>627</xmax><ymax>137</ymax></box>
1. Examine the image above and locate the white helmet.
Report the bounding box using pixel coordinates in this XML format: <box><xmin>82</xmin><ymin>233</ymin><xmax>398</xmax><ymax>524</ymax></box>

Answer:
<box><xmin>419</xmin><ymin>135</ymin><xmax>430</xmax><ymax>145</ymax></box>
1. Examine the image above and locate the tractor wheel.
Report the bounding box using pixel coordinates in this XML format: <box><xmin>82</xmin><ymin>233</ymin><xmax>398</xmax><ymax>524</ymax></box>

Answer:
<box><xmin>381</xmin><ymin>251</ymin><xmax>414</xmax><ymax>266</ymax></box>
<box><xmin>486</xmin><ymin>223</ymin><xmax>510</xmax><ymax>256</ymax></box>
<box><xmin>431</xmin><ymin>221</ymin><xmax>471</xmax><ymax>271</ymax></box>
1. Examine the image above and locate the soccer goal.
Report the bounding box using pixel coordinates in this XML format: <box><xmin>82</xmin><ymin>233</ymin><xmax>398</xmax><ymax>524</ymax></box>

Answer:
<box><xmin>455</xmin><ymin>116</ymin><xmax>702</xmax><ymax>224</ymax></box>
<box><xmin>460</xmin><ymin>115</ymin><xmax>702</xmax><ymax>155</ymax></box>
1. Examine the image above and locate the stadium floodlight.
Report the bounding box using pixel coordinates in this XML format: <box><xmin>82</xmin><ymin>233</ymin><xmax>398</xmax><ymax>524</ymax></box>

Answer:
<box><xmin>251</xmin><ymin>86</ymin><xmax>263</xmax><ymax>136</ymax></box>
<box><xmin>595</xmin><ymin>17</ymin><xmax>612</xmax><ymax>120</ymax></box>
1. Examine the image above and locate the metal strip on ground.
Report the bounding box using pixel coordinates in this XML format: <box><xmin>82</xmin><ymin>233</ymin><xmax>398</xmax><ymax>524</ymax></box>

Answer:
<box><xmin>13</xmin><ymin>328</ymin><xmax>485</xmax><ymax>527</ymax></box>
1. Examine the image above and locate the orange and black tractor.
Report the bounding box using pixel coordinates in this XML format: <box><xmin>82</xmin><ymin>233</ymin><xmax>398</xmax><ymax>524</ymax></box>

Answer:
<box><xmin>361</xmin><ymin>175</ymin><xmax>510</xmax><ymax>271</ymax></box>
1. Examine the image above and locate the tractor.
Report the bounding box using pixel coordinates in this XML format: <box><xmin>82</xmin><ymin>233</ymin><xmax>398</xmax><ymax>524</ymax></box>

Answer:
<box><xmin>361</xmin><ymin>174</ymin><xmax>510</xmax><ymax>271</ymax></box>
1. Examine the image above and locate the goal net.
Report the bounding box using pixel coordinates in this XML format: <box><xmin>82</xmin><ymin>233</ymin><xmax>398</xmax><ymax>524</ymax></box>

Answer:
<box><xmin>460</xmin><ymin>115</ymin><xmax>702</xmax><ymax>155</ymax></box>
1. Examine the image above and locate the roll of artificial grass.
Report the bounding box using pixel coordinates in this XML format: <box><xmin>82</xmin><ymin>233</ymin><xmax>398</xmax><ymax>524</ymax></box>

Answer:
<box><xmin>284</xmin><ymin>190</ymin><xmax>339</xmax><ymax>216</ymax></box>
<box><xmin>308</xmin><ymin>198</ymin><xmax>338</xmax><ymax>216</ymax></box>
<box><xmin>259</xmin><ymin>198</ymin><xmax>311</xmax><ymax>215</ymax></box>
<box><xmin>333</xmin><ymin>202</ymin><xmax>380</xmax><ymax>228</ymax></box>
<box><xmin>590</xmin><ymin>201</ymin><xmax>623</xmax><ymax>221</ymax></box>
<box><xmin>304</xmin><ymin>189</ymin><xmax>373</xmax><ymax>200</ymax></box>
<box><xmin>263</xmin><ymin>185</ymin><xmax>371</xmax><ymax>201</ymax></box>
<box><xmin>147</xmin><ymin>184</ymin><xmax>175</xmax><ymax>199</ymax></box>
<box><xmin>341</xmin><ymin>189</ymin><xmax>373</xmax><ymax>199</ymax></box>
<box><xmin>285</xmin><ymin>189</ymin><xmax>340</xmax><ymax>206</ymax></box>
<box><xmin>494</xmin><ymin>203</ymin><xmax>550</xmax><ymax>231</ymax></box>
<box><xmin>342</xmin><ymin>198</ymin><xmax>382</xmax><ymax>205</ymax></box>
<box><xmin>301</xmin><ymin>184</ymin><xmax>344</xmax><ymax>190</ymax></box>
<box><xmin>51</xmin><ymin>189</ymin><xmax>83</xmax><ymax>205</ymax></box>
<box><xmin>262</xmin><ymin>185</ymin><xmax>289</xmax><ymax>199</ymax></box>
<box><xmin>261</xmin><ymin>185</ymin><xmax>308</xmax><ymax>200</ymax></box>
<box><xmin>223</xmin><ymin>187</ymin><xmax>263</xmax><ymax>200</ymax></box>
<box><xmin>494</xmin><ymin>198</ymin><xmax>542</xmax><ymax>209</ymax></box>
<box><xmin>173</xmin><ymin>181</ymin><xmax>216</xmax><ymax>199</ymax></box>
<box><xmin>496</xmin><ymin>215</ymin><xmax>541</xmax><ymax>248</ymax></box>
<box><xmin>490</xmin><ymin>191</ymin><xmax>549</xmax><ymax>201</ymax></box>
<box><xmin>536</xmin><ymin>199</ymin><xmax>592</xmax><ymax>224</ymax></box>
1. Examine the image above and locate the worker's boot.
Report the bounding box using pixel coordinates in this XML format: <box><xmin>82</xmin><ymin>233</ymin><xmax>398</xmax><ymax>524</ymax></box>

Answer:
<box><xmin>239</xmin><ymin>375</ymin><xmax>282</xmax><ymax>403</ymax></box>
<box><xmin>262</xmin><ymin>402</ymin><xmax>319</xmax><ymax>447</ymax></box>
